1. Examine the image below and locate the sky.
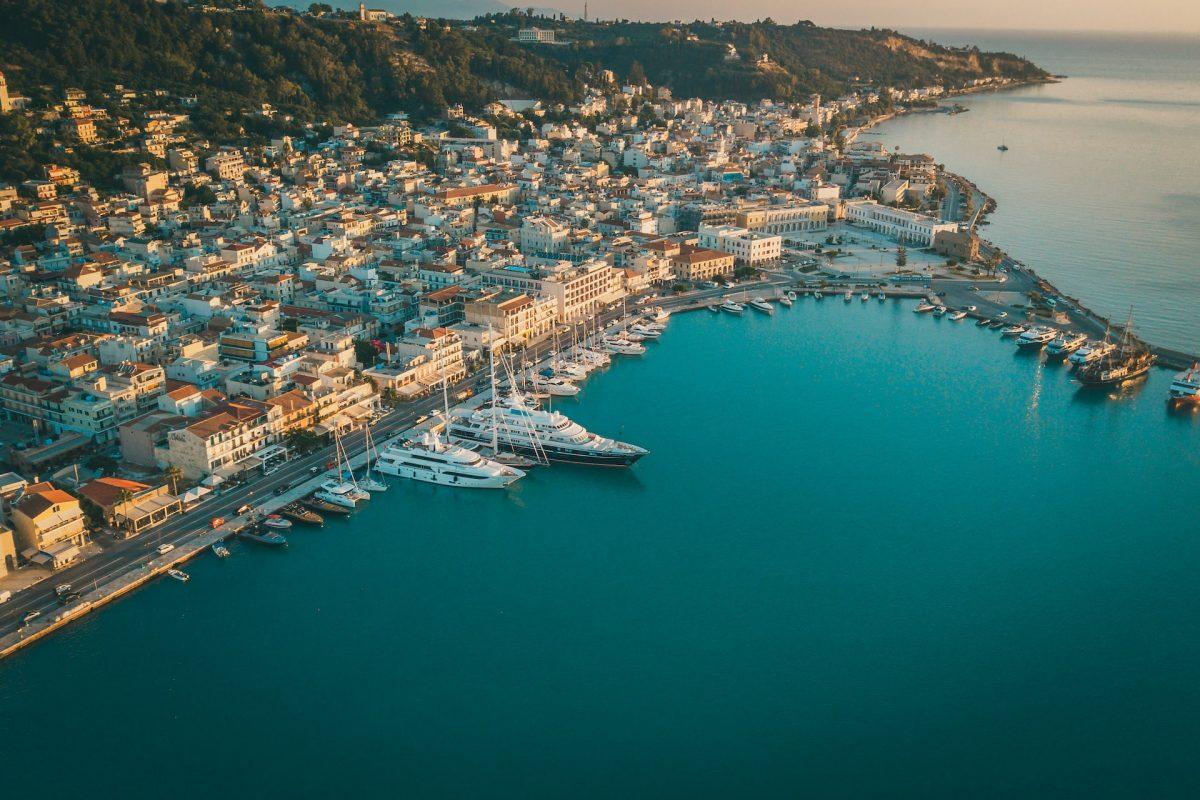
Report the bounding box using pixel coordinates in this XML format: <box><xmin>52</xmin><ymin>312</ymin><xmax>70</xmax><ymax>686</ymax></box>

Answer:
<box><xmin>556</xmin><ymin>0</ymin><xmax>1200</xmax><ymax>34</ymax></box>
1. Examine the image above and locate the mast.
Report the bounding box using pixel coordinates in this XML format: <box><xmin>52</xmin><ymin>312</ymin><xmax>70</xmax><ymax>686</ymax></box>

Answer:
<box><xmin>488</xmin><ymin>324</ymin><xmax>499</xmax><ymax>455</ymax></box>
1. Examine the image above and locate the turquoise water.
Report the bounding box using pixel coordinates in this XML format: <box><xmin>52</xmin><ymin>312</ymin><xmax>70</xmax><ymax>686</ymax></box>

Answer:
<box><xmin>3</xmin><ymin>303</ymin><xmax>1199</xmax><ymax>797</ymax></box>
<box><xmin>881</xmin><ymin>30</ymin><xmax>1200</xmax><ymax>352</ymax></box>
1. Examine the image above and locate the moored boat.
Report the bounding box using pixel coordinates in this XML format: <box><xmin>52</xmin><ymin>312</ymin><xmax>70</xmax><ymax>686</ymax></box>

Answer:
<box><xmin>376</xmin><ymin>429</ymin><xmax>525</xmax><ymax>489</ymax></box>
<box><xmin>280</xmin><ymin>503</ymin><xmax>323</xmax><ymax>525</ymax></box>
<box><xmin>167</xmin><ymin>569</ymin><xmax>190</xmax><ymax>582</ymax></box>
<box><xmin>1168</xmin><ymin>363</ymin><xmax>1200</xmax><ymax>404</ymax></box>
<box><xmin>239</xmin><ymin>528</ymin><xmax>288</xmax><ymax>547</ymax></box>
<box><xmin>1000</xmin><ymin>324</ymin><xmax>1027</xmax><ymax>337</ymax></box>
<box><xmin>778</xmin><ymin>294</ymin><xmax>793</xmax><ymax>308</ymax></box>
<box><xmin>1016</xmin><ymin>325</ymin><xmax>1057</xmax><ymax>349</ymax></box>
<box><xmin>304</xmin><ymin>497</ymin><xmax>352</xmax><ymax>516</ymax></box>
<box><xmin>1076</xmin><ymin>311</ymin><xmax>1155</xmax><ymax>387</ymax></box>
<box><xmin>948</xmin><ymin>310</ymin><xmax>967</xmax><ymax>321</ymax></box>
<box><xmin>720</xmin><ymin>300</ymin><xmax>745</xmax><ymax>314</ymax></box>
<box><xmin>748</xmin><ymin>297</ymin><xmax>774</xmax><ymax>314</ymax></box>
<box><xmin>1046</xmin><ymin>331</ymin><xmax>1088</xmax><ymax>358</ymax></box>
<box><xmin>914</xmin><ymin>302</ymin><xmax>936</xmax><ymax>314</ymax></box>
<box><xmin>211</xmin><ymin>543</ymin><xmax>231</xmax><ymax>558</ymax></box>
<box><xmin>262</xmin><ymin>514</ymin><xmax>292</xmax><ymax>530</ymax></box>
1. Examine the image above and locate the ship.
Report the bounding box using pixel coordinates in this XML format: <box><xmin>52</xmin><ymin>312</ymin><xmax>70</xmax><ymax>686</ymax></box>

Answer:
<box><xmin>1076</xmin><ymin>311</ymin><xmax>1156</xmax><ymax>387</ymax></box>
<box><xmin>1168</xmin><ymin>363</ymin><xmax>1200</xmax><ymax>405</ymax></box>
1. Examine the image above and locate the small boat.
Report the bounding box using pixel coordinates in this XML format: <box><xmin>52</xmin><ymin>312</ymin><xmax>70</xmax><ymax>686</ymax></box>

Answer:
<box><xmin>748</xmin><ymin>297</ymin><xmax>774</xmax><ymax>314</ymax></box>
<box><xmin>280</xmin><ymin>503</ymin><xmax>323</xmax><ymax>526</ymax></box>
<box><xmin>720</xmin><ymin>300</ymin><xmax>745</xmax><ymax>314</ymax></box>
<box><xmin>1000</xmin><ymin>324</ymin><xmax>1028</xmax><ymax>338</ymax></box>
<box><xmin>814</xmin><ymin>291</ymin><xmax>824</xmax><ymax>300</ymax></box>
<box><xmin>877</xmin><ymin>292</ymin><xmax>886</xmax><ymax>303</ymax></box>
<box><xmin>1168</xmin><ymin>363</ymin><xmax>1200</xmax><ymax>404</ymax></box>
<box><xmin>948</xmin><ymin>310</ymin><xmax>967</xmax><ymax>321</ymax></box>
<box><xmin>262</xmin><ymin>514</ymin><xmax>293</xmax><ymax>530</ymax></box>
<box><xmin>843</xmin><ymin>291</ymin><xmax>853</xmax><ymax>302</ymax></box>
<box><xmin>628</xmin><ymin>324</ymin><xmax>662</xmax><ymax>338</ymax></box>
<box><xmin>914</xmin><ymin>302</ymin><xmax>936</xmax><ymax>314</ymax></box>
<box><xmin>167</xmin><ymin>568</ymin><xmax>190</xmax><ymax>582</ymax></box>
<box><xmin>305</xmin><ymin>497</ymin><xmax>352</xmax><ymax>516</ymax></box>
<box><xmin>707</xmin><ymin>304</ymin><xmax>721</xmax><ymax>313</ymax></box>
<box><xmin>778</xmin><ymin>294</ymin><xmax>793</xmax><ymax>308</ymax></box>
<box><xmin>623</xmin><ymin>330</ymin><xmax>646</xmax><ymax>342</ymax></box>
<box><xmin>786</xmin><ymin>291</ymin><xmax>797</xmax><ymax>301</ymax></box>
<box><xmin>211</xmin><ymin>543</ymin><xmax>231</xmax><ymax>558</ymax></box>
<box><xmin>976</xmin><ymin>317</ymin><xmax>991</xmax><ymax>327</ymax></box>
<box><xmin>932</xmin><ymin>306</ymin><xmax>947</xmax><ymax>317</ymax></box>
<box><xmin>652</xmin><ymin>307</ymin><xmax>671</xmax><ymax>324</ymax></box>
<box><xmin>239</xmin><ymin>528</ymin><xmax>288</xmax><ymax>547</ymax></box>
<box><xmin>988</xmin><ymin>319</ymin><xmax>1006</xmax><ymax>329</ymax></box>
<box><xmin>860</xmin><ymin>292</ymin><xmax>869</xmax><ymax>302</ymax></box>
<box><xmin>603</xmin><ymin>336</ymin><xmax>646</xmax><ymax>355</ymax></box>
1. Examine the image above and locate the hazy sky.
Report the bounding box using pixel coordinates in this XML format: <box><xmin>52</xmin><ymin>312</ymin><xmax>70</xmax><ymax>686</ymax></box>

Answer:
<box><xmin>559</xmin><ymin>0</ymin><xmax>1199</xmax><ymax>33</ymax></box>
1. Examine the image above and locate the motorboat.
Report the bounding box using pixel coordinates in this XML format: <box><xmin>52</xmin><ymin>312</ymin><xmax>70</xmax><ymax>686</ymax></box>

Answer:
<box><xmin>720</xmin><ymin>300</ymin><xmax>745</xmax><ymax>314</ymax></box>
<box><xmin>651</xmin><ymin>307</ymin><xmax>671</xmax><ymax>324</ymax></box>
<box><xmin>778</xmin><ymin>294</ymin><xmax>793</xmax><ymax>308</ymax></box>
<box><xmin>448</xmin><ymin>389</ymin><xmax>648</xmax><ymax>467</ymax></box>
<box><xmin>1046</xmin><ymin>331</ymin><xmax>1088</xmax><ymax>358</ymax></box>
<box><xmin>844</xmin><ymin>290</ymin><xmax>853</xmax><ymax>302</ymax></box>
<box><xmin>976</xmin><ymin>317</ymin><xmax>991</xmax><ymax>327</ymax></box>
<box><xmin>603</xmin><ymin>336</ymin><xmax>646</xmax><ymax>356</ymax></box>
<box><xmin>708</xmin><ymin>304</ymin><xmax>721</xmax><ymax>313</ymax></box>
<box><xmin>748</xmin><ymin>297</ymin><xmax>774</xmax><ymax>314</ymax></box>
<box><xmin>280</xmin><ymin>503</ymin><xmax>323</xmax><ymax>526</ymax></box>
<box><xmin>262</xmin><ymin>514</ymin><xmax>293</xmax><ymax>530</ymax></box>
<box><xmin>375</xmin><ymin>429</ymin><xmax>525</xmax><ymax>488</ymax></box>
<box><xmin>814</xmin><ymin>291</ymin><xmax>824</xmax><ymax>300</ymax></box>
<box><xmin>1017</xmin><ymin>326</ymin><xmax>1057</xmax><ymax>348</ymax></box>
<box><xmin>860</xmin><ymin>292</ymin><xmax>870</xmax><ymax>302</ymax></box>
<box><xmin>1000</xmin><ymin>324</ymin><xmax>1028</xmax><ymax>338</ymax></box>
<box><xmin>786</xmin><ymin>291</ymin><xmax>798</xmax><ymax>301</ymax></box>
<box><xmin>1168</xmin><ymin>363</ymin><xmax>1200</xmax><ymax>404</ymax></box>
<box><xmin>948</xmin><ymin>310</ymin><xmax>967</xmax><ymax>321</ymax></box>
<box><xmin>628</xmin><ymin>324</ymin><xmax>662</xmax><ymax>338</ymax></box>
<box><xmin>932</xmin><ymin>306</ymin><xmax>947</xmax><ymax>317</ymax></box>
<box><xmin>211</xmin><ymin>543</ymin><xmax>231</xmax><ymax>558</ymax></box>
<box><xmin>531</xmin><ymin>372</ymin><xmax>580</xmax><ymax>396</ymax></box>
<box><xmin>239</xmin><ymin>528</ymin><xmax>288</xmax><ymax>547</ymax></box>
<box><xmin>167</xmin><ymin>569</ymin><xmax>190</xmax><ymax>582</ymax></box>
<box><xmin>1069</xmin><ymin>341</ymin><xmax>1116</xmax><ymax>366</ymax></box>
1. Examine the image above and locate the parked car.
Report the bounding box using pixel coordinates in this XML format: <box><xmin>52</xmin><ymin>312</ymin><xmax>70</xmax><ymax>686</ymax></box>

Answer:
<box><xmin>0</xmin><ymin>589</ymin><xmax>11</xmax><ymax>605</ymax></box>
<box><xmin>209</xmin><ymin>517</ymin><xmax>225</xmax><ymax>530</ymax></box>
<box><xmin>157</xmin><ymin>543</ymin><xmax>175</xmax><ymax>555</ymax></box>
<box><xmin>236</xmin><ymin>504</ymin><xmax>253</xmax><ymax>515</ymax></box>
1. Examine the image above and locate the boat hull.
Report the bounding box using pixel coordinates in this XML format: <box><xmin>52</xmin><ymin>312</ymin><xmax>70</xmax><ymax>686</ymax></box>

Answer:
<box><xmin>374</xmin><ymin>462</ymin><xmax>520</xmax><ymax>488</ymax></box>
<box><xmin>450</xmin><ymin>427</ymin><xmax>645</xmax><ymax>467</ymax></box>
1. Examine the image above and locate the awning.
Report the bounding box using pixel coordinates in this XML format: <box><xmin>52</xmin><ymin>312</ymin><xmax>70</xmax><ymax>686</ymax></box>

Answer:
<box><xmin>395</xmin><ymin>383</ymin><xmax>425</xmax><ymax>399</ymax></box>
<box><xmin>181</xmin><ymin>486</ymin><xmax>212</xmax><ymax>503</ymax></box>
<box><xmin>201</xmin><ymin>474</ymin><xmax>226</xmax><ymax>487</ymax></box>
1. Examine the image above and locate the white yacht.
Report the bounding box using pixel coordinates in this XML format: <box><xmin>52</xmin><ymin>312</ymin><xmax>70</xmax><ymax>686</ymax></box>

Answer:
<box><xmin>531</xmin><ymin>372</ymin><xmax>580</xmax><ymax>396</ymax></box>
<box><xmin>448</xmin><ymin>390</ymin><xmax>648</xmax><ymax>467</ymax></box>
<box><xmin>948</xmin><ymin>310</ymin><xmax>968</xmax><ymax>321</ymax></box>
<box><xmin>376</xmin><ymin>429</ymin><xmax>525</xmax><ymax>488</ymax></box>
<box><xmin>314</xmin><ymin>478</ymin><xmax>364</xmax><ymax>509</ymax></box>
<box><xmin>1046</xmin><ymin>331</ymin><xmax>1088</xmax><ymax>358</ymax></box>
<box><xmin>778</xmin><ymin>294</ymin><xmax>793</xmax><ymax>308</ymax></box>
<box><xmin>629</xmin><ymin>323</ymin><xmax>662</xmax><ymax>338</ymax></box>
<box><xmin>577</xmin><ymin>348</ymin><xmax>610</xmax><ymax>368</ymax></box>
<box><xmin>720</xmin><ymin>300</ymin><xmax>745</xmax><ymax>314</ymax></box>
<box><xmin>1017</xmin><ymin>326</ymin><xmax>1057</xmax><ymax>348</ymax></box>
<box><xmin>1168</xmin><ymin>363</ymin><xmax>1200</xmax><ymax>404</ymax></box>
<box><xmin>603</xmin><ymin>336</ymin><xmax>646</xmax><ymax>355</ymax></box>
<box><xmin>651</xmin><ymin>307</ymin><xmax>670</xmax><ymax>324</ymax></box>
<box><xmin>786</xmin><ymin>291</ymin><xmax>798</xmax><ymax>301</ymax></box>
<box><xmin>1000</xmin><ymin>324</ymin><xmax>1028</xmax><ymax>338</ymax></box>
<box><xmin>552</xmin><ymin>360</ymin><xmax>591</xmax><ymax>380</ymax></box>
<box><xmin>748</xmin><ymin>297</ymin><xmax>774</xmax><ymax>314</ymax></box>
<box><xmin>860</xmin><ymin>291</ymin><xmax>870</xmax><ymax>302</ymax></box>
<box><xmin>932</xmin><ymin>305</ymin><xmax>947</xmax><ymax>317</ymax></box>
<box><xmin>914</xmin><ymin>302</ymin><xmax>936</xmax><ymax>314</ymax></box>
<box><xmin>1069</xmin><ymin>340</ymin><xmax>1115</xmax><ymax>366</ymax></box>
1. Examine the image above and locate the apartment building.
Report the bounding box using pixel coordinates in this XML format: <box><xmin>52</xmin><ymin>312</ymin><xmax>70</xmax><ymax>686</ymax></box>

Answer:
<box><xmin>10</xmin><ymin>481</ymin><xmax>87</xmax><ymax>569</ymax></box>
<box><xmin>464</xmin><ymin>290</ymin><xmax>557</xmax><ymax>344</ymax></box>
<box><xmin>165</xmin><ymin>398</ymin><xmax>282</xmax><ymax>479</ymax></box>
<box><xmin>697</xmin><ymin>224</ymin><xmax>782</xmax><ymax>266</ymax></box>
<box><xmin>482</xmin><ymin>260</ymin><xmax>623</xmax><ymax>322</ymax></box>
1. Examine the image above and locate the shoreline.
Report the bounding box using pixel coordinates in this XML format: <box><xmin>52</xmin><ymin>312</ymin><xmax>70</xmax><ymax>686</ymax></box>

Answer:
<box><xmin>853</xmin><ymin>80</ymin><xmax>1198</xmax><ymax>369</ymax></box>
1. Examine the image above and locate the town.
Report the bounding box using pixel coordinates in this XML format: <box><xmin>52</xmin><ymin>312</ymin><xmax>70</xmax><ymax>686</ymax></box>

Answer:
<box><xmin>0</xmin><ymin>31</ymin><xmax>1043</xmax><ymax>649</ymax></box>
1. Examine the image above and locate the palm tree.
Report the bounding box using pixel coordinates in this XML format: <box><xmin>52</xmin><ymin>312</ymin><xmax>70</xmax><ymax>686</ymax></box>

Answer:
<box><xmin>165</xmin><ymin>466</ymin><xmax>182</xmax><ymax>496</ymax></box>
<box><xmin>116</xmin><ymin>488</ymin><xmax>135</xmax><ymax>535</ymax></box>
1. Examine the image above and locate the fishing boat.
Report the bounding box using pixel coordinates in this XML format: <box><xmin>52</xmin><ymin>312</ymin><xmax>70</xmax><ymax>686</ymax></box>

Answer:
<box><xmin>262</xmin><ymin>514</ymin><xmax>292</xmax><ymax>530</ymax></box>
<box><xmin>211</xmin><ymin>543</ymin><xmax>231</xmax><ymax>558</ymax></box>
<box><xmin>304</xmin><ymin>497</ymin><xmax>351</xmax><ymax>516</ymax></box>
<box><xmin>748</xmin><ymin>297</ymin><xmax>774</xmax><ymax>314</ymax></box>
<box><xmin>239</xmin><ymin>528</ymin><xmax>288</xmax><ymax>547</ymax></box>
<box><xmin>1168</xmin><ymin>363</ymin><xmax>1200</xmax><ymax>404</ymax></box>
<box><xmin>280</xmin><ymin>503</ymin><xmax>323</xmax><ymax>526</ymax></box>
<box><xmin>167</xmin><ymin>569</ymin><xmax>190</xmax><ymax>582</ymax></box>
<box><xmin>720</xmin><ymin>299</ymin><xmax>745</xmax><ymax>314</ymax></box>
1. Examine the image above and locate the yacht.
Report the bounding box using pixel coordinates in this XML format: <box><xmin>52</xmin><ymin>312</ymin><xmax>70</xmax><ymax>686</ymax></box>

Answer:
<box><xmin>628</xmin><ymin>323</ymin><xmax>662</xmax><ymax>338</ymax></box>
<box><xmin>314</xmin><ymin>478</ymin><xmax>364</xmax><ymax>509</ymax></box>
<box><xmin>1000</xmin><ymin>324</ymin><xmax>1027</xmax><ymax>337</ymax></box>
<box><xmin>576</xmin><ymin>348</ymin><xmax>610</xmax><ymax>368</ymax></box>
<box><xmin>603</xmin><ymin>336</ymin><xmax>646</xmax><ymax>356</ymax></box>
<box><xmin>748</xmin><ymin>297</ymin><xmax>774</xmax><ymax>314</ymax></box>
<box><xmin>948</xmin><ymin>310</ymin><xmax>968</xmax><ymax>321</ymax></box>
<box><xmin>1168</xmin><ymin>363</ymin><xmax>1200</xmax><ymax>404</ymax></box>
<box><xmin>1068</xmin><ymin>340</ymin><xmax>1115</xmax><ymax>366</ymax></box>
<box><xmin>531</xmin><ymin>372</ymin><xmax>580</xmax><ymax>396</ymax></box>
<box><xmin>1016</xmin><ymin>326</ymin><xmax>1057</xmax><ymax>349</ymax></box>
<box><xmin>786</xmin><ymin>291</ymin><xmax>798</xmax><ymax>301</ymax></box>
<box><xmin>708</xmin><ymin>304</ymin><xmax>721</xmax><ymax>313</ymax></box>
<box><xmin>721</xmin><ymin>300</ymin><xmax>745</xmax><ymax>314</ymax></box>
<box><xmin>778</xmin><ymin>294</ymin><xmax>793</xmax><ymax>308</ymax></box>
<box><xmin>652</xmin><ymin>307</ymin><xmax>671</xmax><ymax>324</ymax></box>
<box><xmin>449</xmin><ymin>390</ymin><xmax>648</xmax><ymax>467</ymax></box>
<box><xmin>1046</xmin><ymin>331</ymin><xmax>1088</xmax><ymax>358</ymax></box>
<box><xmin>975</xmin><ymin>317</ymin><xmax>991</xmax><ymax>327</ymax></box>
<box><xmin>551</xmin><ymin>360</ymin><xmax>591</xmax><ymax>380</ymax></box>
<box><xmin>914</xmin><ymin>302</ymin><xmax>936</xmax><ymax>314</ymax></box>
<box><xmin>376</xmin><ymin>429</ymin><xmax>524</xmax><ymax>488</ymax></box>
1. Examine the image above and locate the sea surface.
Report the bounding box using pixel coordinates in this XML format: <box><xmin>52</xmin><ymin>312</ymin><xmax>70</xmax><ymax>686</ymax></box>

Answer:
<box><xmin>880</xmin><ymin>30</ymin><xmax>1200</xmax><ymax>353</ymax></box>
<box><xmin>2</xmin><ymin>302</ymin><xmax>1199</xmax><ymax>798</ymax></box>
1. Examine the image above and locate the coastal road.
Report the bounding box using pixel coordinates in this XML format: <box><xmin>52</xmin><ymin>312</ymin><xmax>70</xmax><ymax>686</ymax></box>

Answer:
<box><xmin>0</xmin><ymin>282</ymin><xmax>793</xmax><ymax>642</ymax></box>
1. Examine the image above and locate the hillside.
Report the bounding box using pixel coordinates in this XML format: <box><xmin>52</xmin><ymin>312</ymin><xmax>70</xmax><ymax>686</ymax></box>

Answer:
<box><xmin>0</xmin><ymin>2</ymin><xmax>1047</xmax><ymax>160</ymax></box>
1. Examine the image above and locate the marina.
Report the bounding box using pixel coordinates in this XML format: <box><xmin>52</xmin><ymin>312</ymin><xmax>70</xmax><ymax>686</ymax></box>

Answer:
<box><xmin>1</xmin><ymin>302</ymin><xmax>1196</xmax><ymax>799</ymax></box>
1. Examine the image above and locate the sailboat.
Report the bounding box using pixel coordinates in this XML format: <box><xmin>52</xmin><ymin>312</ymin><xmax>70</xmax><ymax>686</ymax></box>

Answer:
<box><xmin>313</xmin><ymin>428</ymin><xmax>369</xmax><ymax>508</ymax></box>
<box><xmin>358</xmin><ymin>425</ymin><xmax>388</xmax><ymax>492</ymax></box>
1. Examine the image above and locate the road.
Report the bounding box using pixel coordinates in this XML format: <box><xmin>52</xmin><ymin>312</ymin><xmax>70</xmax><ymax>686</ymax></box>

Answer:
<box><xmin>0</xmin><ymin>279</ymin><xmax>795</xmax><ymax>642</ymax></box>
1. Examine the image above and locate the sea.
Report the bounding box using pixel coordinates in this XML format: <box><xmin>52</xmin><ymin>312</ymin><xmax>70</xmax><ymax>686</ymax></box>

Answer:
<box><xmin>2</xmin><ymin>31</ymin><xmax>1200</xmax><ymax>800</ymax></box>
<box><xmin>878</xmin><ymin>29</ymin><xmax>1200</xmax><ymax>353</ymax></box>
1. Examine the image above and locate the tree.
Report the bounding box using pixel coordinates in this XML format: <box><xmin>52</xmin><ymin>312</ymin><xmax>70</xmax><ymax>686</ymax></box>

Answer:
<box><xmin>353</xmin><ymin>339</ymin><xmax>379</xmax><ymax>368</ymax></box>
<box><xmin>116</xmin><ymin>488</ymin><xmax>135</xmax><ymax>534</ymax></box>
<box><xmin>627</xmin><ymin>60</ymin><xmax>647</xmax><ymax>86</ymax></box>
<box><xmin>164</xmin><ymin>466</ymin><xmax>182</xmax><ymax>495</ymax></box>
<box><xmin>896</xmin><ymin>245</ymin><xmax>908</xmax><ymax>268</ymax></box>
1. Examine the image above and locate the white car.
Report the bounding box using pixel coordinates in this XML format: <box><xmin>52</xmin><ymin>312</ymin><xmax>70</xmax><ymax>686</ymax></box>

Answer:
<box><xmin>156</xmin><ymin>543</ymin><xmax>175</xmax><ymax>555</ymax></box>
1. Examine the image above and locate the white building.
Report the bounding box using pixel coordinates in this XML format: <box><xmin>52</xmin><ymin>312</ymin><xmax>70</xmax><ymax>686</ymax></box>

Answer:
<box><xmin>697</xmin><ymin>224</ymin><xmax>782</xmax><ymax>266</ymax></box>
<box><xmin>518</xmin><ymin>28</ymin><xmax>556</xmax><ymax>43</ymax></box>
<box><xmin>844</xmin><ymin>200</ymin><xmax>958</xmax><ymax>247</ymax></box>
